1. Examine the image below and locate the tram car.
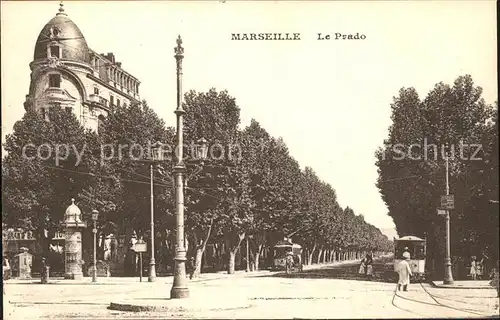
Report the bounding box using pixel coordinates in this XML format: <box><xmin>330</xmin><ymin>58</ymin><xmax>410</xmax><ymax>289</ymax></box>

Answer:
<box><xmin>388</xmin><ymin>235</ymin><xmax>427</xmax><ymax>282</ymax></box>
<box><xmin>271</xmin><ymin>239</ymin><xmax>303</xmax><ymax>272</ymax></box>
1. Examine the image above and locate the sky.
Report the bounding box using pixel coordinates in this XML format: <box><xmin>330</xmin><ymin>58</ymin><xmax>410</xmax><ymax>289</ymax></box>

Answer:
<box><xmin>1</xmin><ymin>1</ymin><xmax>497</xmax><ymax>232</ymax></box>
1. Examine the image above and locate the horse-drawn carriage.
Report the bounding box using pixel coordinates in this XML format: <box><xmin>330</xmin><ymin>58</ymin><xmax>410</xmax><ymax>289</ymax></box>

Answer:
<box><xmin>271</xmin><ymin>239</ymin><xmax>303</xmax><ymax>273</ymax></box>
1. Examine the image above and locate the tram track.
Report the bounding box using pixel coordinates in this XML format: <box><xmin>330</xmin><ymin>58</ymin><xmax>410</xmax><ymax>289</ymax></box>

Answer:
<box><xmin>390</xmin><ymin>285</ymin><xmax>427</xmax><ymax>317</ymax></box>
<box><xmin>390</xmin><ymin>281</ymin><xmax>488</xmax><ymax>317</ymax></box>
<box><xmin>419</xmin><ymin>282</ymin><xmax>486</xmax><ymax>316</ymax></box>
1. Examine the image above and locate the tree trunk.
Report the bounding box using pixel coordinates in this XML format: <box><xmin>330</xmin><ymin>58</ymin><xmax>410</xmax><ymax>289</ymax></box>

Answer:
<box><xmin>228</xmin><ymin>251</ymin><xmax>236</xmax><ymax>274</ymax></box>
<box><xmin>316</xmin><ymin>247</ymin><xmax>324</xmax><ymax>264</ymax></box>
<box><xmin>254</xmin><ymin>244</ymin><xmax>263</xmax><ymax>271</ymax></box>
<box><xmin>308</xmin><ymin>243</ymin><xmax>317</xmax><ymax>265</ymax></box>
<box><xmin>191</xmin><ymin>219</ymin><xmax>214</xmax><ymax>279</ymax></box>
<box><xmin>227</xmin><ymin>232</ymin><xmax>245</xmax><ymax>274</ymax></box>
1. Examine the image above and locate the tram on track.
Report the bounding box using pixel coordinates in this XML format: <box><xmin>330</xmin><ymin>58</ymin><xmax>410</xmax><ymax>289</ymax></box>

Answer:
<box><xmin>394</xmin><ymin>235</ymin><xmax>427</xmax><ymax>281</ymax></box>
<box><xmin>386</xmin><ymin>235</ymin><xmax>427</xmax><ymax>282</ymax></box>
<box><xmin>271</xmin><ymin>238</ymin><xmax>303</xmax><ymax>272</ymax></box>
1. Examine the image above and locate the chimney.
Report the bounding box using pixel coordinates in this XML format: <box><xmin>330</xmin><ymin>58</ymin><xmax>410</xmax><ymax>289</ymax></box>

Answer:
<box><xmin>104</xmin><ymin>52</ymin><xmax>115</xmax><ymax>64</ymax></box>
<box><xmin>116</xmin><ymin>62</ymin><xmax>122</xmax><ymax>68</ymax></box>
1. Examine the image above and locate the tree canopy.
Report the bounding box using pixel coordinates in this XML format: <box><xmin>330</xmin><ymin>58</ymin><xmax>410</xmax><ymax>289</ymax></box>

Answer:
<box><xmin>376</xmin><ymin>75</ymin><xmax>498</xmax><ymax>275</ymax></box>
<box><xmin>3</xmin><ymin>88</ymin><xmax>393</xmax><ymax>275</ymax></box>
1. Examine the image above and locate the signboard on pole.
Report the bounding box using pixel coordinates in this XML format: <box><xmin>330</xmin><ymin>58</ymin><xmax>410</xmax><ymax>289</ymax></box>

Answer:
<box><xmin>132</xmin><ymin>240</ymin><xmax>147</xmax><ymax>282</ymax></box>
<box><xmin>440</xmin><ymin>195</ymin><xmax>454</xmax><ymax>210</ymax></box>
<box><xmin>133</xmin><ymin>242</ymin><xmax>147</xmax><ymax>253</ymax></box>
<box><xmin>437</xmin><ymin>209</ymin><xmax>447</xmax><ymax>216</ymax></box>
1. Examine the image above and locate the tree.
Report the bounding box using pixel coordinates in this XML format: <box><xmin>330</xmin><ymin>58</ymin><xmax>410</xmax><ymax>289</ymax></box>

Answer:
<box><xmin>182</xmin><ymin>88</ymin><xmax>243</xmax><ymax>276</ymax></box>
<box><xmin>376</xmin><ymin>75</ymin><xmax>498</xmax><ymax>274</ymax></box>
<box><xmin>2</xmin><ymin>106</ymin><xmax>96</xmax><ymax>256</ymax></box>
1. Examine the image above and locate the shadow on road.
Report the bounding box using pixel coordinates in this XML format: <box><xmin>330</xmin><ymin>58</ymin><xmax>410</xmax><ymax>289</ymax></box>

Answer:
<box><xmin>256</xmin><ymin>258</ymin><xmax>397</xmax><ymax>283</ymax></box>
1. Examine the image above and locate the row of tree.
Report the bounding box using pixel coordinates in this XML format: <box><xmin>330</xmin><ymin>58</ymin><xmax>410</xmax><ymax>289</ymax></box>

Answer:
<box><xmin>376</xmin><ymin>75</ymin><xmax>498</xmax><ymax>277</ymax></box>
<box><xmin>3</xmin><ymin>88</ymin><xmax>393</xmax><ymax>276</ymax></box>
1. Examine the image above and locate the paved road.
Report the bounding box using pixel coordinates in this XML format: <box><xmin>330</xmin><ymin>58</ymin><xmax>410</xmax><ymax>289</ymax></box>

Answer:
<box><xmin>4</xmin><ymin>260</ymin><xmax>499</xmax><ymax>319</ymax></box>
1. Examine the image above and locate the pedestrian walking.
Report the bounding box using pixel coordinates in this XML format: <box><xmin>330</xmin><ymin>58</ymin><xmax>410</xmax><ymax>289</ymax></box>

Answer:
<box><xmin>285</xmin><ymin>251</ymin><xmax>294</xmax><ymax>274</ymax></box>
<box><xmin>469</xmin><ymin>256</ymin><xmax>478</xmax><ymax>280</ymax></box>
<box><xmin>489</xmin><ymin>260</ymin><xmax>499</xmax><ymax>298</ymax></box>
<box><xmin>187</xmin><ymin>256</ymin><xmax>195</xmax><ymax>279</ymax></box>
<box><xmin>358</xmin><ymin>256</ymin><xmax>366</xmax><ymax>275</ymax></box>
<box><xmin>396</xmin><ymin>251</ymin><xmax>412</xmax><ymax>291</ymax></box>
<box><xmin>365</xmin><ymin>253</ymin><xmax>374</xmax><ymax>279</ymax></box>
<box><xmin>478</xmin><ymin>250</ymin><xmax>489</xmax><ymax>279</ymax></box>
<box><xmin>482</xmin><ymin>248</ymin><xmax>490</xmax><ymax>274</ymax></box>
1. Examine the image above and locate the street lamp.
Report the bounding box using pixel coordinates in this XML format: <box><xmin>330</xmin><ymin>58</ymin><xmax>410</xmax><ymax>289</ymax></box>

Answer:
<box><xmin>91</xmin><ymin>209</ymin><xmax>99</xmax><ymax>283</ymax></box>
<box><xmin>195</xmin><ymin>138</ymin><xmax>209</xmax><ymax>162</ymax></box>
<box><xmin>443</xmin><ymin>152</ymin><xmax>454</xmax><ymax>284</ymax></box>
<box><xmin>171</xmin><ymin>35</ymin><xmax>211</xmax><ymax>299</ymax></box>
<box><xmin>147</xmin><ymin>140</ymin><xmax>168</xmax><ymax>282</ymax></box>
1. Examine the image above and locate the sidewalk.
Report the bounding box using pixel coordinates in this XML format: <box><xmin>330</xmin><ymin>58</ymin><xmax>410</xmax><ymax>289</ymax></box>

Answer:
<box><xmin>4</xmin><ymin>272</ymin><xmax>240</xmax><ymax>285</ymax></box>
<box><xmin>4</xmin><ymin>259</ymin><xmax>362</xmax><ymax>285</ymax></box>
<box><xmin>431</xmin><ymin>280</ymin><xmax>494</xmax><ymax>289</ymax></box>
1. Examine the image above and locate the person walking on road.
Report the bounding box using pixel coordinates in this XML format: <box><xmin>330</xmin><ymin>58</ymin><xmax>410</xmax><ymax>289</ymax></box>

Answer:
<box><xmin>285</xmin><ymin>251</ymin><xmax>294</xmax><ymax>274</ymax></box>
<box><xmin>489</xmin><ymin>260</ymin><xmax>499</xmax><ymax>298</ymax></box>
<box><xmin>396</xmin><ymin>252</ymin><xmax>412</xmax><ymax>291</ymax></box>
<box><xmin>360</xmin><ymin>254</ymin><xmax>374</xmax><ymax>279</ymax></box>
<box><xmin>359</xmin><ymin>256</ymin><xmax>366</xmax><ymax>275</ymax></box>
<box><xmin>469</xmin><ymin>256</ymin><xmax>478</xmax><ymax>280</ymax></box>
<box><xmin>187</xmin><ymin>257</ymin><xmax>195</xmax><ymax>279</ymax></box>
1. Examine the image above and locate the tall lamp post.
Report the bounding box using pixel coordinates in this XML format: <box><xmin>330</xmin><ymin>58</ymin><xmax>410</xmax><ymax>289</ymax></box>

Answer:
<box><xmin>170</xmin><ymin>34</ymin><xmax>189</xmax><ymax>299</ymax></box>
<box><xmin>146</xmin><ymin>140</ymin><xmax>169</xmax><ymax>282</ymax></box>
<box><xmin>91</xmin><ymin>209</ymin><xmax>99</xmax><ymax>283</ymax></box>
<box><xmin>443</xmin><ymin>152</ymin><xmax>454</xmax><ymax>284</ymax></box>
<box><xmin>169</xmin><ymin>35</ymin><xmax>209</xmax><ymax>299</ymax></box>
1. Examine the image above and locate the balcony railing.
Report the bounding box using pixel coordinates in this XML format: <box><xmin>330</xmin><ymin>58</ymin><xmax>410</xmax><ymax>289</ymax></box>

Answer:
<box><xmin>89</xmin><ymin>94</ymin><xmax>108</xmax><ymax>108</ymax></box>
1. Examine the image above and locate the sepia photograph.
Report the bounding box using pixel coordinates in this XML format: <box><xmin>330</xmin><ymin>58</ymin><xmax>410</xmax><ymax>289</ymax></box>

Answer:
<box><xmin>1</xmin><ymin>0</ymin><xmax>498</xmax><ymax>319</ymax></box>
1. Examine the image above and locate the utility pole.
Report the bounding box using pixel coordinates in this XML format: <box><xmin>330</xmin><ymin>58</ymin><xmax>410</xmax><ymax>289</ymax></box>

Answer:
<box><xmin>246</xmin><ymin>237</ymin><xmax>250</xmax><ymax>272</ymax></box>
<box><xmin>443</xmin><ymin>153</ymin><xmax>454</xmax><ymax>284</ymax></box>
<box><xmin>148</xmin><ymin>164</ymin><xmax>156</xmax><ymax>282</ymax></box>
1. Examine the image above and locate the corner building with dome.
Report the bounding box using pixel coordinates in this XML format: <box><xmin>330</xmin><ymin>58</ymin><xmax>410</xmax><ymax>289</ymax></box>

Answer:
<box><xmin>24</xmin><ymin>3</ymin><xmax>141</xmax><ymax>132</ymax></box>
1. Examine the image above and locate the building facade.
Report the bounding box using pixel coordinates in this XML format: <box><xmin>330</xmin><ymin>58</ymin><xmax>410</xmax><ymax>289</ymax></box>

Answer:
<box><xmin>24</xmin><ymin>3</ymin><xmax>141</xmax><ymax>132</ymax></box>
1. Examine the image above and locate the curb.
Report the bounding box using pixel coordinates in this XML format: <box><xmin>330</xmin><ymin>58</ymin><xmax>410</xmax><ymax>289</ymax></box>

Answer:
<box><xmin>108</xmin><ymin>299</ymin><xmax>253</xmax><ymax>313</ymax></box>
<box><xmin>430</xmin><ymin>281</ymin><xmax>494</xmax><ymax>290</ymax></box>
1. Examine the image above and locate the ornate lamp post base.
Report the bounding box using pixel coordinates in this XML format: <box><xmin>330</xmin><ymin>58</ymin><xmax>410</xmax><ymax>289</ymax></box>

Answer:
<box><xmin>443</xmin><ymin>259</ymin><xmax>454</xmax><ymax>284</ymax></box>
<box><xmin>170</xmin><ymin>258</ymin><xmax>189</xmax><ymax>299</ymax></box>
<box><xmin>148</xmin><ymin>260</ymin><xmax>156</xmax><ymax>282</ymax></box>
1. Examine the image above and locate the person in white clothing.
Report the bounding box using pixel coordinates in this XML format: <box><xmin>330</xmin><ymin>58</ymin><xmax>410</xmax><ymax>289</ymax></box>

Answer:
<box><xmin>396</xmin><ymin>251</ymin><xmax>412</xmax><ymax>291</ymax></box>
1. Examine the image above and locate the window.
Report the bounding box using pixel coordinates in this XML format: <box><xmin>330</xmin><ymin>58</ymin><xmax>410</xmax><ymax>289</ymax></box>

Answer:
<box><xmin>40</xmin><ymin>108</ymin><xmax>46</xmax><ymax>119</ymax></box>
<box><xmin>50</xmin><ymin>45</ymin><xmax>60</xmax><ymax>58</ymax></box>
<box><xmin>49</xmin><ymin>74</ymin><xmax>61</xmax><ymax>88</ymax></box>
<box><xmin>109</xmin><ymin>95</ymin><xmax>114</xmax><ymax>106</ymax></box>
<box><xmin>94</xmin><ymin>87</ymin><xmax>99</xmax><ymax>95</ymax></box>
<box><xmin>65</xmin><ymin>107</ymin><xmax>72</xmax><ymax>113</ymax></box>
<box><xmin>117</xmin><ymin>99</ymin><xmax>121</xmax><ymax>107</ymax></box>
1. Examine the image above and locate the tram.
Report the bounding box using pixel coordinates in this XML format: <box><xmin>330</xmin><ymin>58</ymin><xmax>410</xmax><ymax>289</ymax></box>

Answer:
<box><xmin>271</xmin><ymin>238</ymin><xmax>303</xmax><ymax>272</ymax></box>
<box><xmin>392</xmin><ymin>235</ymin><xmax>427</xmax><ymax>282</ymax></box>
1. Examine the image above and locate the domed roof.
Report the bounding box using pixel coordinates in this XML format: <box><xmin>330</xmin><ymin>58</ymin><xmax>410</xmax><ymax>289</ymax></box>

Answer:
<box><xmin>65</xmin><ymin>198</ymin><xmax>81</xmax><ymax>217</ymax></box>
<box><xmin>33</xmin><ymin>4</ymin><xmax>90</xmax><ymax>63</ymax></box>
